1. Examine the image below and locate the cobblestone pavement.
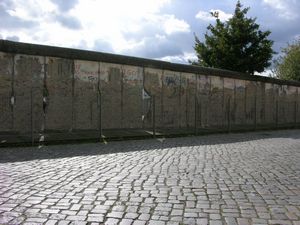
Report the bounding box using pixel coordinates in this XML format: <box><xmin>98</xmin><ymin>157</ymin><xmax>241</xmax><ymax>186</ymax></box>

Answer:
<box><xmin>0</xmin><ymin>130</ymin><xmax>300</xmax><ymax>225</ymax></box>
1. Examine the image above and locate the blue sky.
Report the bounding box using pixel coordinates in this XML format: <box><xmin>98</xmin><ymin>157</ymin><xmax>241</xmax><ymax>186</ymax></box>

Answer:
<box><xmin>1</xmin><ymin>0</ymin><xmax>300</xmax><ymax>74</ymax></box>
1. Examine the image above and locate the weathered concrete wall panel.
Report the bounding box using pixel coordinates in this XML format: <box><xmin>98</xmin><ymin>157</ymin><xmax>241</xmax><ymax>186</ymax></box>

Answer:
<box><xmin>143</xmin><ymin>68</ymin><xmax>163</xmax><ymax>129</ymax></box>
<box><xmin>14</xmin><ymin>55</ymin><xmax>43</xmax><ymax>133</ymax></box>
<box><xmin>245</xmin><ymin>81</ymin><xmax>256</xmax><ymax>125</ymax></box>
<box><xmin>197</xmin><ymin>75</ymin><xmax>210</xmax><ymax>127</ymax></box>
<box><xmin>278</xmin><ymin>85</ymin><xmax>287</xmax><ymax>124</ymax></box>
<box><xmin>224</xmin><ymin>78</ymin><xmax>235</xmax><ymax>127</ymax></box>
<box><xmin>286</xmin><ymin>86</ymin><xmax>297</xmax><ymax>124</ymax></box>
<box><xmin>45</xmin><ymin>57</ymin><xmax>73</xmax><ymax>131</ymax></box>
<box><xmin>234</xmin><ymin>79</ymin><xmax>246</xmax><ymax>125</ymax></box>
<box><xmin>265</xmin><ymin>83</ymin><xmax>276</xmax><ymax>125</ymax></box>
<box><xmin>122</xmin><ymin>65</ymin><xmax>143</xmax><ymax>128</ymax></box>
<box><xmin>100</xmin><ymin>63</ymin><xmax>122</xmax><ymax>129</ymax></box>
<box><xmin>0</xmin><ymin>53</ymin><xmax>13</xmax><ymax>131</ymax></box>
<box><xmin>210</xmin><ymin>76</ymin><xmax>224</xmax><ymax>127</ymax></box>
<box><xmin>255</xmin><ymin>82</ymin><xmax>265</xmax><ymax>125</ymax></box>
<box><xmin>162</xmin><ymin>71</ymin><xmax>181</xmax><ymax>128</ymax></box>
<box><xmin>74</xmin><ymin>60</ymin><xmax>99</xmax><ymax>130</ymax></box>
<box><xmin>298</xmin><ymin>87</ymin><xmax>300</xmax><ymax>123</ymax></box>
<box><xmin>180</xmin><ymin>73</ymin><xmax>196</xmax><ymax>128</ymax></box>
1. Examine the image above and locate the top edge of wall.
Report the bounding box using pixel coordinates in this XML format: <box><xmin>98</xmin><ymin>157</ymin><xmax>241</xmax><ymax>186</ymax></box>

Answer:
<box><xmin>1</xmin><ymin>39</ymin><xmax>300</xmax><ymax>87</ymax></box>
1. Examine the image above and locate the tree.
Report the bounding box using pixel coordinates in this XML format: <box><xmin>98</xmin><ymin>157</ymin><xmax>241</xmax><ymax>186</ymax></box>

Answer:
<box><xmin>274</xmin><ymin>39</ymin><xmax>300</xmax><ymax>81</ymax></box>
<box><xmin>193</xmin><ymin>1</ymin><xmax>274</xmax><ymax>75</ymax></box>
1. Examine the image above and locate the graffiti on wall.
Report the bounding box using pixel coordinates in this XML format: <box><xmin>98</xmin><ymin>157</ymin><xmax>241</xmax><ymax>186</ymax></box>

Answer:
<box><xmin>224</xmin><ymin>78</ymin><xmax>235</xmax><ymax>90</ymax></box>
<box><xmin>164</xmin><ymin>74</ymin><xmax>180</xmax><ymax>86</ymax></box>
<box><xmin>1</xmin><ymin>42</ymin><xmax>300</xmax><ymax>136</ymax></box>
<box><xmin>164</xmin><ymin>73</ymin><xmax>181</xmax><ymax>97</ymax></box>
<box><xmin>74</xmin><ymin>60</ymin><xmax>99</xmax><ymax>83</ymax></box>
<box><xmin>198</xmin><ymin>75</ymin><xmax>210</xmax><ymax>95</ymax></box>
<box><xmin>235</xmin><ymin>79</ymin><xmax>245</xmax><ymax>93</ymax></box>
<box><xmin>123</xmin><ymin>66</ymin><xmax>143</xmax><ymax>85</ymax></box>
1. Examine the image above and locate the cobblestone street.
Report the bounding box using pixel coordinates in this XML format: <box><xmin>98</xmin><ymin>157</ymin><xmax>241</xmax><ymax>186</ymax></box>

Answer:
<box><xmin>0</xmin><ymin>130</ymin><xmax>300</xmax><ymax>225</ymax></box>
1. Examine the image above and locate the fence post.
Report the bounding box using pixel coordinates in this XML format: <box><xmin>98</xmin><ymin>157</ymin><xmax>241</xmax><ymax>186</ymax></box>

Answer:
<box><xmin>227</xmin><ymin>97</ymin><xmax>231</xmax><ymax>132</ymax></box>
<box><xmin>152</xmin><ymin>96</ymin><xmax>156</xmax><ymax>138</ymax></box>
<box><xmin>31</xmin><ymin>87</ymin><xmax>34</xmax><ymax>146</ymax></box>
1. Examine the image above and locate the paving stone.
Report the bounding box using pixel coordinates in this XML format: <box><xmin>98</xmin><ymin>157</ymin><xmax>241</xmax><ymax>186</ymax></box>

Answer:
<box><xmin>45</xmin><ymin>220</ymin><xmax>58</xmax><ymax>225</ymax></box>
<box><xmin>210</xmin><ymin>214</ymin><xmax>221</xmax><ymax>220</ymax></box>
<box><xmin>26</xmin><ymin>217</ymin><xmax>48</xmax><ymax>223</ymax></box>
<box><xmin>23</xmin><ymin>223</ymin><xmax>42</xmax><ymax>225</ymax></box>
<box><xmin>70</xmin><ymin>221</ymin><xmax>87</xmax><ymax>225</ymax></box>
<box><xmin>41</xmin><ymin>209</ymin><xmax>60</xmax><ymax>214</ymax></box>
<box><xmin>148</xmin><ymin>220</ymin><xmax>165</xmax><ymax>225</ymax></box>
<box><xmin>0</xmin><ymin>215</ymin><xmax>14</xmax><ymax>224</ymax></box>
<box><xmin>268</xmin><ymin>220</ymin><xmax>292</xmax><ymax>225</ymax></box>
<box><xmin>87</xmin><ymin>215</ymin><xmax>104</xmax><ymax>222</ymax></box>
<box><xmin>119</xmin><ymin>218</ymin><xmax>134</xmax><ymax>225</ymax></box>
<box><xmin>166</xmin><ymin>222</ymin><xmax>180</xmax><ymax>225</ymax></box>
<box><xmin>105</xmin><ymin>218</ymin><xmax>119</xmax><ymax>225</ymax></box>
<box><xmin>237</xmin><ymin>218</ymin><xmax>251</xmax><ymax>225</ymax></box>
<box><xmin>61</xmin><ymin>210</ymin><xmax>77</xmax><ymax>216</ymax></box>
<box><xmin>251</xmin><ymin>218</ymin><xmax>268</xmax><ymax>224</ymax></box>
<box><xmin>183</xmin><ymin>218</ymin><xmax>196</xmax><ymax>224</ymax></box>
<box><xmin>70</xmin><ymin>204</ymin><xmax>82</xmax><ymax>211</ymax></box>
<box><xmin>225</xmin><ymin>217</ymin><xmax>238</xmax><ymax>225</ymax></box>
<box><xmin>49</xmin><ymin>214</ymin><xmax>67</xmax><ymax>220</ymax></box>
<box><xmin>138</xmin><ymin>213</ymin><xmax>150</xmax><ymax>221</ymax></box>
<box><xmin>125</xmin><ymin>212</ymin><xmax>139</xmax><ymax>219</ymax></box>
<box><xmin>171</xmin><ymin>209</ymin><xmax>183</xmax><ymax>216</ymax></box>
<box><xmin>57</xmin><ymin>221</ymin><xmax>70</xmax><ymax>225</ymax></box>
<box><xmin>107</xmin><ymin>211</ymin><xmax>124</xmax><ymax>219</ymax></box>
<box><xmin>184</xmin><ymin>212</ymin><xmax>197</xmax><ymax>217</ymax></box>
<box><xmin>66</xmin><ymin>215</ymin><xmax>86</xmax><ymax>221</ymax></box>
<box><xmin>132</xmin><ymin>220</ymin><xmax>147</xmax><ymax>225</ymax></box>
<box><xmin>0</xmin><ymin>130</ymin><xmax>299</xmax><ymax>224</ymax></box>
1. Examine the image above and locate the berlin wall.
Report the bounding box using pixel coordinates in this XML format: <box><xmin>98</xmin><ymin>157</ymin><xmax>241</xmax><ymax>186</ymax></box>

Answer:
<box><xmin>0</xmin><ymin>40</ymin><xmax>299</xmax><ymax>144</ymax></box>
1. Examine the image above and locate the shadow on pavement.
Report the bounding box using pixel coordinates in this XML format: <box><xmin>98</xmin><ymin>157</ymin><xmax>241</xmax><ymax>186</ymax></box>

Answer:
<box><xmin>0</xmin><ymin>129</ymin><xmax>299</xmax><ymax>163</ymax></box>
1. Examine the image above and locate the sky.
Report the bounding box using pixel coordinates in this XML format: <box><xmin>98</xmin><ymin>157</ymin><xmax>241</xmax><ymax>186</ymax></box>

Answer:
<box><xmin>1</xmin><ymin>0</ymin><xmax>300</xmax><ymax>75</ymax></box>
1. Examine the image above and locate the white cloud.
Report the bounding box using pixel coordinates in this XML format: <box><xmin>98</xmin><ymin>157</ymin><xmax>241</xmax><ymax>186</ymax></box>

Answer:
<box><xmin>1</xmin><ymin>0</ymin><xmax>191</xmax><ymax>56</ymax></box>
<box><xmin>256</xmin><ymin>69</ymin><xmax>274</xmax><ymax>77</ymax></box>
<box><xmin>68</xmin><ymin>0</ymin><xmax>189</xmax><ymax>51</ymax></box>
<box><xmin>263</xmin><ymin>0</ymin><xmax>299</xmax><ymax>20</ymax></box>
<box><xmin>158</xmin><ymin>52</ymin><xmax>197</xmax><ymax>64</ymax></box>
<box><xmin>162</xmin><ymin>15</ymin><xmax>190</xmax><ymax>35</ymax></box>
<box><xmin>6</xmin><ymin>0</ymin><xmax>56</xmax><ymax>21</ymax></box>
<box><xmin>196</xmin><ymin>9</ymin><xmax>232</xmax><ymax>22</ymax></box>
<box><xmin>195</xmin><ymin>11</ymin><xmax>213</xmax><ymax>22</ymax></box>
<box><xmin>2</xmin><ymin>0</ymin><xmax>298</xmax><ymax>65</ymax></box>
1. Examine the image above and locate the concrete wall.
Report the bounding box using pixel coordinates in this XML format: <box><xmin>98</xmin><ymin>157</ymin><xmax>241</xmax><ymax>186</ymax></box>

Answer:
<box><xmin>74</xmin><ymin>60</ymin><xmax>99</xmax><ymax>130</ymax></box>
<box><xmin>46</xmin><ymin>57</ymin><xmax>73</xmax><ymax>131</ymax></box>
<box><xmin>0</xmin><ymin>52</ymin><xmax>13</xmax><ymax>132</ymax></box>
<box><xmin>0</xmin><ymin>40</ymin><xmax>299</xmax><ymax>141</ymax></box>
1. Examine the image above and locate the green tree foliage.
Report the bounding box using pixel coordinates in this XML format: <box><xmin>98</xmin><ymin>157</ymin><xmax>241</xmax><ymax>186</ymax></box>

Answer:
<box><xmin>193</xmin><ymin>1</ymin><xmax>274</xmax><ymax>75</ymax></box>
<box><xmin>274</xmin><ymin>39</ymin><xmax>300</xmax><ymax>81</ymax></box>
